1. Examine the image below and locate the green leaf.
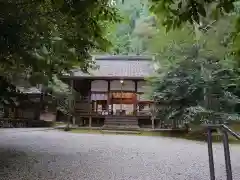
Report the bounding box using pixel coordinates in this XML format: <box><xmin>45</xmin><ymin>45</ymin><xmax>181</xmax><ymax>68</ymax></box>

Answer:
<box><xmin>178</xmin><ymin>2</ymin><xmax>182</xmax><ymax>9</ymax></box>
<box><xmin>41</xmin><ymin>46</ymin><xmax>49</xmax><ymax>55</ymax></box>
<box><xmin>197</xmin><ymin>4</ymin><xmax>206</xmax><ymax>17</ymax></box>
<box><xmin>51</xmin><ymin>0</ymin><xmax>64</xmax><ymax>8</ymax></box>
<box><xmin>52</xmin><ymin>36</ymin><xmax>62</xmax><ymax>41</ymax></box>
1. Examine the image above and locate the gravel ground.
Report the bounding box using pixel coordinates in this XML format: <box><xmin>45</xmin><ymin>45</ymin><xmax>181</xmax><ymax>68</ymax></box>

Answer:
<box><xmin>0</xmin><ymin>129</ymin><xmax>239</xmax><ymax>180</ymax></box>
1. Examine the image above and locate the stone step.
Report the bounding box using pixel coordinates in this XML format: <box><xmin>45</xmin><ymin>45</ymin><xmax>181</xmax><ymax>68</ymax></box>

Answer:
<box><xmin>102</xmin><ymin>125</ymin><xmax>140</xmax><ymax>131</ymax></box>
<box><xmin>106</xmin><ymin>116</ymin><xmax>137</xmax><ymax>120</ymax></box>
<box><xmin>104</xmin><ymin>116</ymin><xmax>139</xmax><ymax>126</ymax></box>
<box><xmin>101</xmin><ymin>130</ymin><xmax>141</xmax><ymax>135</ymax></box>
<box><xmin>104</xmin><ymin>120</ymin><xmax>138</xmax><ymax>123</ymax></box>
<box><xmin>105</xmin><ymin>118</ymin><xmax>137</xmax><ymax>121</ymax></box>
<box><xmin>104</xmin><ymin>119</ymin><xmax>138</xmax><ymax>123</ymax></box>
<box><xmin>104</xmin><ymin>122</ymin><xmax>139</xmax><ymax>126</ymax></box>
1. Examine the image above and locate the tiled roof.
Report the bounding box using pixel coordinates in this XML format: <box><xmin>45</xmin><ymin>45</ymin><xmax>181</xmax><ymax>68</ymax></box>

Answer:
<box><xmin>72</xmin><ymin>55</ymin><xmax>154</xmax><ymax>78</ymax></box>
<box><xmin>12</xmin><ymin>79</ymin><xmax>42</xmax><ymax>94</ymax></box>
<box><xmin>16</xmin><ymin>86</ymin><xmax>41</xmax><ymax>94</ymax></box>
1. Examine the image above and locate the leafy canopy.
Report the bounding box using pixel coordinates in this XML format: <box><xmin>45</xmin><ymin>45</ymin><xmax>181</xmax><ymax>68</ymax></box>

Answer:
<box><xmin>0</xmin><ymin>0</ymin><xmax>120</xmax><ymax>105</ymax></box>
<box><xmin>105</xmin><ymin>0</ymin><xmax>157</xmax><ymax>55</ymax></box>
<box><xmin>148</xmin><ymin>13</ymin><xmax>240</xmax><ymax>125</ymax></box>
<box><xmin>0</xmin><ymin>0</ymin><xmax>119</xmax><ymax>84</ymax></box>
<box><xmin>149</xmin><ymin>0</ymin><xmax>239</xmax><ymax>27</ymax></box>
<box><xmin>149</xmin><ymin>0</ymin><xmax>240</xmax><ymax>58</ymax></box>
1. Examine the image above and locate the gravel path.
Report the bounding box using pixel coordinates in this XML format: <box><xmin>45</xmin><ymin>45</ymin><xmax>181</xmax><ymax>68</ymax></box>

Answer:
<box><xmin>0</xmin><ymin>129</ymin><xmax>239</xmax><ymax>180</ymax></box>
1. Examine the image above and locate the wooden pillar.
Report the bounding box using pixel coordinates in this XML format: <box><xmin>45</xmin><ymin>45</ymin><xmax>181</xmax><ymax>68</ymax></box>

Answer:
<box><xmin>14</xmin><ymin>107</ymin><xmax>17</xmax><ymax>119</ymax></box>
<box><xmin>89</xmin><ymin>116</ymin><xmax>92</xmax><ymax>128</ymax></box>
<box><xmin>107</xmin><ymin>80</ymin><xmax>111</xmax><ymax>114</ymax></box>
<box><xmin>88</xmin><ymin>80</ymin><xmax>92</xmax><ymax>127</ymax></box>
<box><xmin>93</xmin><ymin>101</ymin><xmax>97</xmax><ymax>112</ymax></box>
<box><xmin>151</xmin><ymin>116</ymin><xmax>155</xmax><ymax>129</ymax></box>
<box><xmin>72</xmin><ymin>116</ymin><xmax>76</xmax><ymax>125</ymax></box>
<box><xmin>36</xmin><ymin>91</ymin><xmax>44</xmax><ymax>121</ymax></box>
<box><xmin>134</xmin><ymin>80</ymin><xmax>138</xmax><ymax>115</ymax></box>
<box><xmin>70</xmin><ymin>78</ymin><xmax>74</xmax><ymax>125</ymax></box>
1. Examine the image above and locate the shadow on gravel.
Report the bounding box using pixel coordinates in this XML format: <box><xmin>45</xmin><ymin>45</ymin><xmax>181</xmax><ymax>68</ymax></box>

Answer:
<box><xmin>0</xmin><ymin>147</ymin><xmax>28</xmax><ymax>166</ymax></box>
<box><xmin>0</xmin><ymin>144</ymin><xmax>90</xmax><ymax>180</ymax></box>
<box><xmin>0</xmin><ymin>147</ymin><xmax>31</xmax><ymax>179</ymax></box>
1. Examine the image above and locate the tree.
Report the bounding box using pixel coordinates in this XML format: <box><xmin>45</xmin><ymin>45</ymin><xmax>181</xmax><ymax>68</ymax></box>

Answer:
<box><xmin>151</xmin><ymin>56</ymin><xmax>240</xmax><ymax>126</ymax></box>
<box><xmin>149</xmin><ymin>0</ymin><xmax>239</xmax><ymax>27</ymax></box>
<box><xmin>105</xmin><ymin>0</ymin><xmax>157</xmax><ymax>54</ymax></box>
<box><xmin>148</xmin><ymin>15</ymin><xmax>240</xmax><ymax>126</ymax></box>
<box><xmin>0</xmin><ymin>0</ymin><xmax>118</xmax><ymax>83</ymax></box>
<box><xmin>0</xmin><ymin>0</ymin><xmax>119</xmax><ymax>104</ymax></box>
<box><xmin>149</xmin><ymin>0</ymin><xmax>240</xmax><ymax>58</ymax></box>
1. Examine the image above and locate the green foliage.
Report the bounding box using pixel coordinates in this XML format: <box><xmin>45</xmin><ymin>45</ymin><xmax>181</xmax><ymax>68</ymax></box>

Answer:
<box><xmin>47</xmin><ymin>76</ymin><xmax>71</xmax><ymax>95</ymax></box>
<box><xmin>149</xmin><ymin>0</ymin><xmax>240</xmax><ymax>59</ymax></box>
<box><xmin>152</xmin><ymin>57</ymin><xmax>240</xmax><ymax>125</ymax></box>
<box><xmin>0</xmin><ymin>0</ymin><xmax>118</xmax><ymax>81</ymax></box>
<box><xmin>0</xmin><ymin>0</ymin><xmax>119</xmax><ymax>102</ymax></box>
<box><xmin>148</xmin><ymin>26</ymin><xmax>195</xmax><ymax>69</ymax></box>
<box><xmin>149</xmin><ymin>0</ymin><xmax>238</xmax><ymax>28</ymax></box>
<box><xmin>149</xmin><ymin>16</ymin><xmax>240</xmax><ymax>125</ymax></box>
<box><xmin>105</xmin><ymin>0</ymin><xmax>157</xmax><ymax>54</ymax></box>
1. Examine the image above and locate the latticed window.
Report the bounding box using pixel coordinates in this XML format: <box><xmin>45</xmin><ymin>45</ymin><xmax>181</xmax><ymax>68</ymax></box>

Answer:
<box><xmin>91</xmin><ymin>93</ymin><xmax>108</xmax><ymax>114</ymax></box>
<box><xmin>138</xmin><ymin>104</ymin><xmax>150</xmax><ymax>111</ymax></box>
<box><xmin>91</xmin><ymin>93</ymin><xmax>107</xmax><ymax>101</ymax></box>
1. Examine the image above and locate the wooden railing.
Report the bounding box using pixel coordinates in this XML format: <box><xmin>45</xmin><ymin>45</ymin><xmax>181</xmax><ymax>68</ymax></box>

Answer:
<box><xmin>53</xmin><ymin>92</ymin><xmax>153</xmax><ymax>117</ymax></box>
<box><xmin>205</xmin><ymin>124</ymin><xmax>240</xmax><ymax>180</ymax></box>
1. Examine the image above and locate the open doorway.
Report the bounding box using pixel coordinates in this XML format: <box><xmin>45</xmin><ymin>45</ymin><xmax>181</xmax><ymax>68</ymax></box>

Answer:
<box><xmin>110</xmin><ymin>92</ymin><xmax>135</xmax><ymax>115</ymax></box>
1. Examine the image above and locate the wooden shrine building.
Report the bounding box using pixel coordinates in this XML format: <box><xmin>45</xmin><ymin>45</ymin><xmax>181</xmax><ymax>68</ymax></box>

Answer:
<box><xmin>62</xmin><ymin>55</ymin><xmax>155</xmax><ymax>129</ymax></box>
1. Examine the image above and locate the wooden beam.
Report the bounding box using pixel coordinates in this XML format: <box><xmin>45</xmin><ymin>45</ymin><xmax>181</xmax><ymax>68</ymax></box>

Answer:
<box><xmin>61</xmin><ymin>76</ymin><xmax>145</xmax><ymax>81</ymax></box>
